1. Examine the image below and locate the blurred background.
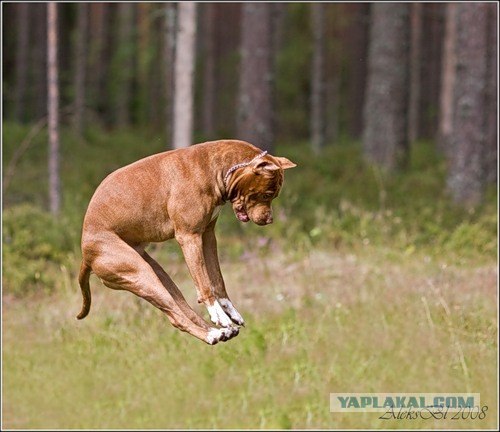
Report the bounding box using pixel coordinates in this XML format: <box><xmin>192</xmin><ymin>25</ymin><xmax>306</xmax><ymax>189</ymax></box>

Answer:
<box><xmin>2</xmin><ymin>2</ymin><xmax>498</xmax><ymax>429</ymax></box>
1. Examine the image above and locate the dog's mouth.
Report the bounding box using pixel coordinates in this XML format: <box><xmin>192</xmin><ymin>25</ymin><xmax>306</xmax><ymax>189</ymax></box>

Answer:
<box><xmin>233</xmin><ymin>203</ymin><xmax>250</xmax><ymax>222</ymax></box>
<box><xmin>235</xmin><ymin>207</ymin><xmax>250</xmax><ymax>223</ymax></box>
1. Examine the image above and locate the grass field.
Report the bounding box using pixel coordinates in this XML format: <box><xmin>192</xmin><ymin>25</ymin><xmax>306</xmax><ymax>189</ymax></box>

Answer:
<box><xmin>2</xmin><ymin>123</ymin><xmax>498</xmax><ymax>429</ymax></box>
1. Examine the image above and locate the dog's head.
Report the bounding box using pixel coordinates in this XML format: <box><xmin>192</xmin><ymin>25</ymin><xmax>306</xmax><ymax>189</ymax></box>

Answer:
<box><xmin>227</xmin><ymin>154</ymin><xmax>296</xmax><ymax>226</ymax></box>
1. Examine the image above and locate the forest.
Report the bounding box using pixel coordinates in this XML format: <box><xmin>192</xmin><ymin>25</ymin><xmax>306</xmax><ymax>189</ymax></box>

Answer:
<box><xmin>2</xmin><ymin>2</ymin><xmax>498</xmax><ymax>429</ymax></box>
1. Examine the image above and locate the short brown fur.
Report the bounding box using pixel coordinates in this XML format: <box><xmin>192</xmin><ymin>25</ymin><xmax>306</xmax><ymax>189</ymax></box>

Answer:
<box><xmin>78</xmin><ymin>140</ymin><xmax>296</xmax><ymax>344</ymax></box>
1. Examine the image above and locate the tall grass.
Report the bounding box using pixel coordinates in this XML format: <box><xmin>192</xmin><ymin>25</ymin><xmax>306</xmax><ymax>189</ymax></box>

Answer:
<box><xmin>2</xmin><ymin>253</ymin><xmax>497</xmax><ymax>429</ymax></box>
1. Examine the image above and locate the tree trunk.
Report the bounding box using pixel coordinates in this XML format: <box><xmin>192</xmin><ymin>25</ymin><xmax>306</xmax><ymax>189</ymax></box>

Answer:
<box><xmin>33</xmin><ymin>3</ymin><xmax>48</xmax><ymax>120</ymax></box>
<box><xmin>164</xmin><ymin>3</ymin><xmax>177</xmax><ymax>145</ymax></box>
<box><xmin>88</xmin><ymin>3</ymin><xmax>108</xmax><ymax>124</ymax></box>
<box><xmin>272</xmin><ymin>3</ymin><xmax>287</xmax><ymax>62</ymax></box>
<box><xmin>310</xmin><ymin>3</ymin><xmax>326</xmax><ymax>154</ymax></box>
<box><xmin>172</xmin><ymin>3</ymin><xmax>197</xmax><ymax>149</ymax></box>
<box><xmin>14</xmin><ymin>3</ymin><xmax>29</xmax><ymax>122</ymax></box>
<box><xmin>47</xmin><ymin>2</ymin><xmax>60</xmax><ymax>215</ymax></box>
<box><xmin>428</xmin><ymin>4</ymin><xmax>444</xmax><ymax>139</ymax></box>
<box><xmin>238</xmin><ymin>3</ymin><xmax>274</xmax><ymax>152</ymax></box>
<box><xmin>485</xmin><ymin>4</ymin><xmax>497</xmax><ymax>185</ymax></box>
<box><xmin>346</xmin><ymin>3</ymin><xmax>370</xmax><ymax>140</ymax></box>
<box><xmin>148</xmin><ymin>4</ymin><xmax>165</xmax><ymax>130</ymax></box>
<box><xmin>419</xmin><ymin>4</ymin><xmax>445</xmax><ymax>140</ymax></box>
<box><xmin>271</xmin><ymin>2</ymin><xmax>287</xmax><ymax>140</ymax></box>
<box><xmin>447</xmin><ymin>3</ymin><xmax>489</xmax><ymax>206</ymax></box>
<box><xmin>438</xmin><ymin>3</ymin><xmax>457</xmax><ymax>155</ymax></box>
<box><xmin>408</xmin><ymin>3</ymin><xmax>422</xmax><ymax>143</ymax></box>
<box><xmin>136</xmin><ymin>3</ymin><xmax>151</xmax><ymax>126</ymax></box>
<box><xmin>73</xmin><ymin>3</ymin><xmax>88</xmax><ymax>135</ymax></box>
<box><xmin>202</xmin><ymin>3</ymin><xmax>216</xmax><ymax>138</ymax></box>
<box><xmin>363</xmin><ymin>3</ymin><xmax>410</xmax><ymax>171</ymax></box>
<box><xmin>115</xmin><ymin>3</ymin><xmax>134</xmax><ymax>128</ymax></box>
<box><xmin>214</xmin><ymin>4</ymin><xmax>241</xmax><ymax>138</ymax></box>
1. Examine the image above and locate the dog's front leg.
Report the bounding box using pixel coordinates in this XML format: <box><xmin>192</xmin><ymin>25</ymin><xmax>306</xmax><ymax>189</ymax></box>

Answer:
<box><xmin>202</xmin><ymin>221</ymin><xmax>245</xmax><ymax>326</ymax></box>
<box><xmin>176</xmin><ymin>232</ymin><xmax>234</xmax><ymax>328</ymax></box>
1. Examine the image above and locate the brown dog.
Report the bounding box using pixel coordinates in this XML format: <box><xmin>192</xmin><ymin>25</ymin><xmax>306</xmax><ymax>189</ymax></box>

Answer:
<box><xmin>77</xmin><ymin>140</ymin><xmax>296</xmax><ymax>344</ymax></box>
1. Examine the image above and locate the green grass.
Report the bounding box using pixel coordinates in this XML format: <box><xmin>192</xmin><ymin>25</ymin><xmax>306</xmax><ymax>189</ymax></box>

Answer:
<box><xmin>2</xmin><ymin>252</ymin><xmax>497</xmax><ymax>429</ymax></box>
<box><xmin>2</xmin><ymin>123</ymin><xmax>498</xmax><ymax>428</ymax></box>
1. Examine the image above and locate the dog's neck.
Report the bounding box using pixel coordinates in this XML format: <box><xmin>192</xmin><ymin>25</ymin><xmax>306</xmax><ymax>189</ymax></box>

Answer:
<box><xmin>224</xmin><ymin>151</ymin><xmax>267</xmax><ymax>187</ymax></box>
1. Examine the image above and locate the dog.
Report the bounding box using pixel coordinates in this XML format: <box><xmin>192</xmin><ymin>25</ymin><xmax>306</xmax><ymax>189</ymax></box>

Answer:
<box><xmin>77</xmin><ymin>140</ymin><xmax>296</xmax><ymax>344</ymax></box>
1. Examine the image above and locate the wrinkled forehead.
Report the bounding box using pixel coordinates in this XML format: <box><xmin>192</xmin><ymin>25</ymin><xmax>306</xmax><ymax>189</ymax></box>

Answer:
<box><xmin>239</xmin><ymin>168</ymin><xmax>284</xmax><ymax>194</ymax></box>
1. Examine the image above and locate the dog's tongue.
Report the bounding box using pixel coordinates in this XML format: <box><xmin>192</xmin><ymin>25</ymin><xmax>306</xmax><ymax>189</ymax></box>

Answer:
<box><xmin>236</xmin><ymin>210</ymin><xmax>250</xmax><ymax>222</ymax></box>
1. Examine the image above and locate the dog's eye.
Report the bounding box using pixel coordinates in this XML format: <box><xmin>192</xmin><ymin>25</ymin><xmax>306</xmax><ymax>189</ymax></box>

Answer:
<box><xmin>262</xmin><ymin>193</ymin><xmax>273</xmax><ymax>200</ymax></box>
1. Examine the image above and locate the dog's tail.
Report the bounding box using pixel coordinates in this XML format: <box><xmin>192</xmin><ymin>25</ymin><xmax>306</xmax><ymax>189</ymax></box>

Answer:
<box><xmin>76</xmin><ymin>261</ymin><xmax>92</xmax><ymax>320</ymax></box>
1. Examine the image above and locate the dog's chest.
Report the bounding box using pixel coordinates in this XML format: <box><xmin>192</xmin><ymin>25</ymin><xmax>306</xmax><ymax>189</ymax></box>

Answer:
<box><xmin>210</xmin><ymin>205</ymin><xmax>223</xmax><ymax>222</ymax></box>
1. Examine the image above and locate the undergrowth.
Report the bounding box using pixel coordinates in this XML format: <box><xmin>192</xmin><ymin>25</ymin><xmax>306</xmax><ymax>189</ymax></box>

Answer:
<box><xmin>2</xmin><ymin>122</ymin><xmax>497</xmax><ymax>296</ymax></box>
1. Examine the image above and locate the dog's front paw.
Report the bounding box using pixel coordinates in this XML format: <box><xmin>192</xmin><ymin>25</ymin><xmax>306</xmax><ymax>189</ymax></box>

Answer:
<box><xmin>219</xmin><ymin>298</ymin><xmax>245</xmax><ymax>326</ymax></box>
<box><xmin>206</xmin><ymin>326</ymin><xmax>239</xmax><ymax>345</ymax></box>
<box><xmin>206</xmin><ymin>300</ymin><xmax>233</xmax><ymax>328</ymax></box>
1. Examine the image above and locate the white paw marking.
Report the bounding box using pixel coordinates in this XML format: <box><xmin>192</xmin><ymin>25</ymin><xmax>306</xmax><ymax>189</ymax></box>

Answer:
<box><xmin>219</xmin><ymin>298</ymin><xmax>245</xmax><ymax>326</ymax></box>
<box><xmin>221</xmin><ymin>325</ymin><xmax>239</xmax><ymax>339</ymax></box>
<box><xmin>207</xmin><ymin>300</ymin><xmax>233</xmax><ymax>327</ymax></box>
<box><xmin>206</xmin><ymin>326</ymin><xmax>239</xmax><ymax>344</ymax></box>
<box><xmin>206</xmin><ymin>328</ymin><xmax>222</xmax><ymax>345</ymax></box>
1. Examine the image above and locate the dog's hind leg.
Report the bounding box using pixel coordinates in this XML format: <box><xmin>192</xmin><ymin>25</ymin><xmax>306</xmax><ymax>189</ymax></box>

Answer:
<box><xmin>140</xmin><ymin>250</ymin><xmax>238</xmax><ymax>340</ymax></box>
<box><xmin>86</xmin><ymin>234</ymin><xmax>233</xmax><ymax>345</ymax></box>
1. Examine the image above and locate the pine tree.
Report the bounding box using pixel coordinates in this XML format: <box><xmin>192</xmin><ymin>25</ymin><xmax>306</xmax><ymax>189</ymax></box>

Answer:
<box><xmin>363</xmin><ymin>3</ymin><xmax>411</xmax><ymax>171</ymax></box>
<box><xmin>310</xmin><ymin>3</ymin><xmax>326</xmax><ymax>153</ymax></box>
<box><xmin>47</xmin><ymin>2</ymin><xmax>60</xmax><ymax>215</ymax></box>
<box><xmin>73</xmin><ymin>3</ymin><xmax>88</xmax><ymax>135</ymax></box>
<box><xmin>447</xmin><ymin>3</ymin><xmax>490</xmax><ymax>205</ymax></box>
<box><xmin>172</xmin><ymin>3</ymin><xmax>197</xmax><ymax>148</ymax></box>
<box><xmin>238</xmin><ymin>3</ymin><xmax>274</xmax><ymax>152</ymax></box>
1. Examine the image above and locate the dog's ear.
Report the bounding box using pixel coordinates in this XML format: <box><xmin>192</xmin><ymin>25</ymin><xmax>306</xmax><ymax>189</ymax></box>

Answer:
<box><xmin>252</xmin><ymin>160</ymin><xmax>280</xmax><ymax>175</ymax></box>
<box><xmin>275</xmin><ymin>157</ymin><xmax>297</xmax><ymax>170</ymax></box>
